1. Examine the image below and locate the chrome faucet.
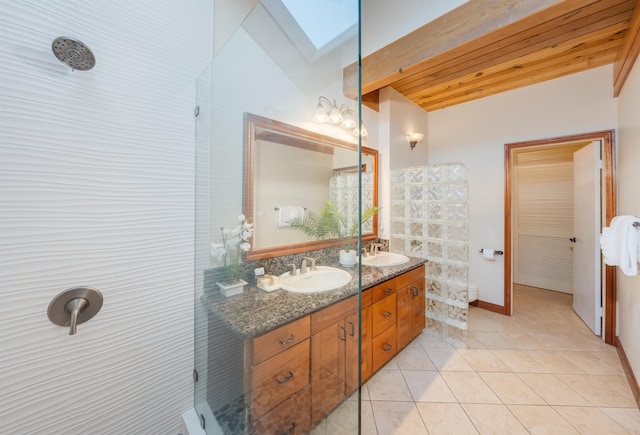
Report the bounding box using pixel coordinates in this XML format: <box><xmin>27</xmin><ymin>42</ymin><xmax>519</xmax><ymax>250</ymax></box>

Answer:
<box><xmin>361</xmin><ymin>247</ymin><xmax>369</xmax><ymax>257</ymax></box>
<box><xmin>300</xmin><ymin>258</ymin><xmax>309</xmax><ymax>274</ymax></box>
<box><xmin>303</xmin><ymin>257</ymin><xmax>318</xmax><ymax>271</ymax></box>
<box><xmin>370</xmin><ymin>243</ymin><xmax>383</xmax><ymax>256</ymax></box>
<box><xmin>287</xmin><ymin>263</ymin><xmax>297</xmax><ymax>276</ymax></box>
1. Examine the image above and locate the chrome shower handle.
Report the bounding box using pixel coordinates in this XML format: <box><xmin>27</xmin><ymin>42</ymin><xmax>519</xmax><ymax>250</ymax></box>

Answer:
<box><xmin>65</xmin><ymin>298</ymin><xmax>89</xmax><ymax>335</ymax></box>
<box><xmin>48</xmin><ymin>286</ymin><xmax>103</xmax><ymax>335</ymax></box>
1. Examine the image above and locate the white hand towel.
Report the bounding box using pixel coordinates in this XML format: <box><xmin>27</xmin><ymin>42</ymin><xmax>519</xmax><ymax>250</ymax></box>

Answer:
<box><xmin>277</xmin><ymin>206</ymin><xmax>305</xmax><ymax>227</ymax></box>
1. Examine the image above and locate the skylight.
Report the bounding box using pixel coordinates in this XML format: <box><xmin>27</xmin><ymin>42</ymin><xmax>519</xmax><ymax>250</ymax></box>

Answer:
<box><xmin>281</xmin><ymin>0</ymin><xmax>357</xmax><ymax>49</ymax></box>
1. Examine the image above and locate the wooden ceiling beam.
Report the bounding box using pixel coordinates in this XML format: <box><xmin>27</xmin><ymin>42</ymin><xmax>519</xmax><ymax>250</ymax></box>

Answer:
<box><xmin>614</xmin><ymin>0</ymin><xmax>640</xmax><ymax>95</ymax></box>
<box><xmin>344</xmin><ymin>0</ymin><xmax>606</xmax><ymax>98</ymax></box>
<box><xmin>394</xmin><ymin>1</ymin><xmax>633</xmax><ymax>96</ymax></box>
<box><xmin>407</xmin><ymin>26</ymin><xmax>626</xmax><ymax>102</ymax></box>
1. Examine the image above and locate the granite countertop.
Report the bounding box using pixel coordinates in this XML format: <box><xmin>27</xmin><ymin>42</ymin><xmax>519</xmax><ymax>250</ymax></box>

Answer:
<box><xmin>203</xmin><ymin>257</ymin><xmax>426</xmax><ymax>339</ymax></box>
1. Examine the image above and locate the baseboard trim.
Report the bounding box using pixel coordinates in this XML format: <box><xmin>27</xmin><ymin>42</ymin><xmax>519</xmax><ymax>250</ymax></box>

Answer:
<box><xmin>469</xmin><ymin>300</ymin><xmax>506</xmax><ymax>315</ymax></box>
<box><xmin>615</xmin><ymin>336</ymin><xmax>640</xmax><ymax>409</ymax></box>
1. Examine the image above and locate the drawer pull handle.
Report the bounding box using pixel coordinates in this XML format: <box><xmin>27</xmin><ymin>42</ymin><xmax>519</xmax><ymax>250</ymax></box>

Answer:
<box><xmin>276</xmin><ymin>371</ymin><xmax>294</xmax><ymax>384</ymax></box>
<box><xmin>339</xmin><ymin>326</ymin><xmax>347</xmax><ymax>341</ymax></box>
<box><xmin>382</xmin><ymin>343</ymin><xmax>393</xmax><ymax>351</ymax></box>
<box><xmin>410</xmin><ymin>287</ymin><xmax>417</xmax><ymax>298</ymax></box>
<box><xmin>383</xmin><ymin>288</ymin><xmax>393</xmax><ymax>294</ymax></box>
<box><xmin>278</xmin><ymin>334</ymin><xmax>296</xmax><ymax>345</ymax></box>
<box><xmin>278</xmin><ymin>422</ymin><xmax>296</xmax><ymax>435</ymax></box>
<box><xmin>382</xmin><ymin>311</ymin><xmax>392</xmax><ymax>318</ymax></box>
<box><xmin>347</xmin><ymin>321</ymin><xmax>355</xmax><ymax>336</ymax></box>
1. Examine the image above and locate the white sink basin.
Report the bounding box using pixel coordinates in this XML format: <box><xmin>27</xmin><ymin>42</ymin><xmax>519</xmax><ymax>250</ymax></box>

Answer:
<box><xmin>278</xmin><ymin>266</ymin><xmax>352</xmax><ymax>293</ymax></box>
<box><xmin>360</xmin><ymin>252</ymin><xmax>410</xmax><ymax>268</ymax></box>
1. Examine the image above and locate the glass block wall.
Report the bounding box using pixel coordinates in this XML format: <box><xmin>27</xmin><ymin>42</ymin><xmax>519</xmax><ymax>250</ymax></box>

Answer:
<box><xmin>390</xmin><ymin>164</ymin><xmax>469</xmax><ymax>347</ymax></box>
<box><xmin>330</xmin><ymin>171</ymin><xmax>374</xmax><ymax>234</ymax></box>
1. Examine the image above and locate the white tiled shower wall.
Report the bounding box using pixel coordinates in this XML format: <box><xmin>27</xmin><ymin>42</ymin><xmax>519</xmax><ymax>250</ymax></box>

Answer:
<box><xmin>0</xmin><ymin>2</ymin><xmax>211</xmax><ymax>433</ymax></box>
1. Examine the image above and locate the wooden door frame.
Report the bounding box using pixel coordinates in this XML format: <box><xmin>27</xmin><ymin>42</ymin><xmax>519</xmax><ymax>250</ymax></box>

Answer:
<box><xmin>504</xmin><ymin>130</ymin><xmax>617</xmax><ymax>345</ymax></box>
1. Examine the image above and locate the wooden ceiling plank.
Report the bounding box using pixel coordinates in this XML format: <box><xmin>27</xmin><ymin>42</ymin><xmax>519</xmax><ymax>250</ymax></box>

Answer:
<box><xmin>344</xmin><ymin>0</ymin><xmax>598</xmax><ymax>98</ymax></box>
<box><xmin>614</xmin><ymin>0</ymin><xmax>640</xmax><ymax>95</ymax></box>
<box><xmin>422</xmin><ymin>48</ymin><xmax>617</xmax><ymax>110</ymax></box>
<box><xmin>409</xmin><ymin>30</ymin><xmax>625</xmax><ymax>102</ymax></box>
<box><xmin>402</xmin><ymin>23</ymin><xmax>625</xmax><ymax>98</ymax></box>
<box><xmin>394</xmin><ymin>2</ymin><xmax>633</xmax><ymax>95</ymax></box>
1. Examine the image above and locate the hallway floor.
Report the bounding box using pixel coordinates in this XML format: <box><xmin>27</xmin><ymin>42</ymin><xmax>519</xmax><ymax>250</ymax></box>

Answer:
<box><xmin>311</xmin><ymin>285</ymin><xmax>640</xmax><ymax>434</ymax></box>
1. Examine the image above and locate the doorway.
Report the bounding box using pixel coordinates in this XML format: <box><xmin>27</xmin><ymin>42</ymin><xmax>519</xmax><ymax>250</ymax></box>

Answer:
<box><xmin>504</xmin><ymin>131</ymin><xmax>617</xmax><ymax>345</ymax></box>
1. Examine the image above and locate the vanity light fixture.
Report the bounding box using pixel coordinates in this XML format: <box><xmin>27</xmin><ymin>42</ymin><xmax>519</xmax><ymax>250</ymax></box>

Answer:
<box><xmin>407</xmin><ymin>132</ymin><xmax>424</xmax><ymax>150</ymax></box>
<box><xmin>313</xmin><ymin>96</ymin><xmax>367</xmax><ymax>137</ymax></box>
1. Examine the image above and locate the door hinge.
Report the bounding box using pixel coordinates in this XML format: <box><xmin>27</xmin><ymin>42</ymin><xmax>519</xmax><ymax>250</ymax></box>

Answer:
<box><xmin>193</xmin><ymin>369</ymin><xmax>199</xmax><ymax>383</ymax></box>
<box><xmin>597</xmin><ymin>306</ymin><xmax>603</xmax><ymax>318</ymax></box>
<box><xmin>597</xmin><ymin>159</ymin><xmax>603</xmax><ymax>169</ymax></box>
<box><xmin>199</xmin><ymin>414</ymin><xmax>205</xmax><ymax>429</ymax></box>
<box><xmin>194</xmin><ymin>105</ymin><xmax>200</xmax><ymax>117</ymax></box>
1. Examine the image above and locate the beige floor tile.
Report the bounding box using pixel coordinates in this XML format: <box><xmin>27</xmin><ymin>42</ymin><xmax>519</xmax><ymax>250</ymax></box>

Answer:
<box><xmin>458</xmin><ymin>348</ymin><xmax>510</xmax><ymax>372</ymax></box>
<box><xmin>600</xmin><ymin>407</ymin><xmax>640</xmax><ymax>435</ymax></box>
<box><xmin>416</xmin><ymin>402</ymin><xmax>479</xmax><ymax>435</ymax></box>
<box><xmin>501</xmin><ymin>331</ymin><xmax>551</xmax><ymax>350</ymax></box>
<box><xmin>534</xmin><ymin>332</ymin><xmax>583</xmax><ymax>351</ymax></box>
<box><xmin>323</xmin><ymin>399</ymin><xmax>361</xmax><ymax>435</ymax></box>
<box><xmin>491</xmin><ymin>349</ymin><xmax>546</xmax><ymax>372</ymax></box>
<box><xmin>402</xmin><ymin>370</ymin><xmax>458</xmax><ymax>403</ymax></box>
<box><xmin>394</xmin><ymin>346</ymin><xmax>437</xmax><ymax>371</ymax></box>
<box><xmin>597</xmin><ymin>375</ymin><xmax>636</xmax><ymax>401</ymax></box>
<box><xmin>416</xmin><ymin>333</ymin><xmax>454</xmax><ymax>349</ymax></box>
<box><xmin>360</xmin><ymin>400</ymin><xmax>378</xmax><ymax>435</ymax></box>
<box><xmin>466</xmin><ymin>333</ymin><xmax>486</xmax><ymax>349</ymax></box>
<box><xmin>479</xmin><ymin>372</ymin><xmax>546</xmax><ymax>405</ymax></box>
<box><xmin>561</xmin><ymin>351</ymin><xmax>624</xmax><ymax>375</ymax></box>
<box><xmin>440</xmin><ymin>371</ymin><xmax>501</xmax><ymax>404</ymax></box>
<box><xmin>461</xmin><ymin>403</ymin><xmax>529</xmax><ymax>435</ymax></box>
<box><xmin>525</xmin><ymin>350</ymin><xmax>587</xmax><ymax>374</ymax></box>
<box><xmin>471</xmin><ymin>331</ymin><xmax>519</xmax><ymax>349</ymax></box>
<box><xmin>423</xmin><ymin>347</ymin><xmax>474</xmax><ymax>371</ymax></box>
<box><xmin>508</xmin><ymin>405</ymin><xmax>580</xmax><ymax>434</ymax></box>
<box><xmin>556</xmin><ymin>374</ymin><xmax>637</xmax><ymax>407</ymax></box>
<box><xmin>553</xmin><ymin>406</ymin><xmax>630</xmax><ymax>435</ymax></box>
<box><xmin>516</xmin><ymin>373</ymin><xmax>591</xmax><ymax>406</ymax></box>
<box><xmin>370</xmin><ymin>401</ymin><xmax>429</xmax><ymax>434</ymax></box>
<box><xmin>367</xmin><ymin>369</ymin><xmax>413</xmax><ymax>402</ymax></box>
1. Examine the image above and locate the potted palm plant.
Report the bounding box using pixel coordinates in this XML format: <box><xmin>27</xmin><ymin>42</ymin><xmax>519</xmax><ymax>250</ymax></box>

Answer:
<box><xmin>290</xmin><ymin>201</ymin><xmax>379</xmax><ymax>267</ymax></box>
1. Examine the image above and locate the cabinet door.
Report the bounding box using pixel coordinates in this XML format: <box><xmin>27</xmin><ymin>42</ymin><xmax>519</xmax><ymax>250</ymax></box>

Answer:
<box><xmin>396</xmin><ymin>286</ymin><xmax>412</xmax><ymax>350</ymax></box>
<box><xmin>410</xmin><ymin>278</ymin><xmax>426</xmax><ymax>339</ymax></box>
<box><xmin>360</xmin><ymin>305</ymin><xmax>373</xmax><ymax>383</ymax></box>
<box><xmin>311</xmin><ymin>322</ymin><xmax>346</xmax><ymax>425</ymax></box>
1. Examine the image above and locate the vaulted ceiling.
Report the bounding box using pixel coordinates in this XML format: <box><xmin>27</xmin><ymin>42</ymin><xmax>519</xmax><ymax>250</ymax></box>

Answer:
<box><xmin>344</xmin><ymin>0</ymin><xmax>640</xmax><ymax>112</ymax></box>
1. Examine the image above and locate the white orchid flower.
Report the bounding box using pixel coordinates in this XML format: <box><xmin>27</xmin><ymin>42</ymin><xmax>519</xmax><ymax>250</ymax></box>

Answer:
<box><xmin>238</xmin><ymin>214</ymin><xmax>245</xmax><ymax>221</ymax></box>
<box><xmin>240</xmin><ymin>242</ymin><xmax>251</xmax><ymax>252</ymax></box>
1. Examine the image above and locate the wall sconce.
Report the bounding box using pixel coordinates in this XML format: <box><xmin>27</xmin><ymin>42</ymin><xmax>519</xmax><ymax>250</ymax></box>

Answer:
<box><xmin>407</xmin><ymin>132</ymin><xmax>424</xmax><ymax>150</ymax></box>
<box><xmin>313</xmin><ymin>96</ymin><xmax>367</xmax><ymax>137</ymax></box>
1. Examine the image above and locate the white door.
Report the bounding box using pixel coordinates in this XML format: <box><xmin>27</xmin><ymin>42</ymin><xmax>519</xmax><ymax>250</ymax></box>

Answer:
<box><xmin>572</xmin><ymin>141</ymin><xmax>602</xmax><ymax>335</ymax></box>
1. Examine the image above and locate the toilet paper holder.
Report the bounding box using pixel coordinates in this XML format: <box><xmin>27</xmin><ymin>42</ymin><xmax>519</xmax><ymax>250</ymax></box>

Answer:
<box><xmin>479</xmin><ymin>248</ymin><xmax>503</xmax><ymax>255</ymax></box>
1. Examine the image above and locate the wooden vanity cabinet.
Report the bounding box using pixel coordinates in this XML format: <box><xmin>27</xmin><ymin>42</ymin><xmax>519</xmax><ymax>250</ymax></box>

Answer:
<box><xmin>396</xmin><ymin>267</ymin><xmax>426</xmax><ymax>350</ymax></box>
<box><xmin>249</xmin><ymin>316</ymin><xmax>311</xmax><ymax>433</ymax></box>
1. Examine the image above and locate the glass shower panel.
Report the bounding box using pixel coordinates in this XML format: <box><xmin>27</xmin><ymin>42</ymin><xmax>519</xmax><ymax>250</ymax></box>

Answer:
<box><xmin>195</xmin><ymin>1</ymin><xmax>361</xmax><ymax>433</ymax></box>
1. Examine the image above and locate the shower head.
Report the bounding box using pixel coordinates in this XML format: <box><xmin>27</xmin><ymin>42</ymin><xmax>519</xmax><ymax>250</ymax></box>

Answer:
<box><xmin>51</xmin><ymin>37</ymin><xmax>95</xmax><ymax>71</ymax></box>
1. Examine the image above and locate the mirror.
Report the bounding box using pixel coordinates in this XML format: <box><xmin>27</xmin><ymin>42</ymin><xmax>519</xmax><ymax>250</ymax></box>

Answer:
<box><xmin>243</xmin><ymin>113</ymin><xmax>378</xmax><ymax>260</ymax></box>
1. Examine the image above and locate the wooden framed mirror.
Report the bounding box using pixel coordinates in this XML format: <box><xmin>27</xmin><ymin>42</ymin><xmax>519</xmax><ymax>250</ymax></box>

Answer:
<box><xmin>243</xmin><ymin>113</ymin><xmax>378</xmax><ymax>260</ymax></box>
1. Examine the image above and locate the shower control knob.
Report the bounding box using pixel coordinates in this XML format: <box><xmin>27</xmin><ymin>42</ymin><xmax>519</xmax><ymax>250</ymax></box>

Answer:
<box><xmin>48</xmin><ymin>286</ymin><xmax>103</xmax><ymax>335</ymax></box>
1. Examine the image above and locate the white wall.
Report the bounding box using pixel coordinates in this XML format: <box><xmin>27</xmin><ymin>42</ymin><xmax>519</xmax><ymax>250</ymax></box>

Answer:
<box><xmin>616</xmin><ymin>59</ymin><xmax>640</xmax><ymax>380</ymax></box>
<box><xmin>378</xmin><ymin>87</ymin><xmax>429</xmax><ymax>239</ymax></box>
<box><xmin>428</xmin><ymin>66</ymin><xmax>617</xmax><ymax>305</ymax></box>
<box><xmin>0</xmin><ymin>2</ymin><xmax>211</xmax><ymax>433</ymax></box>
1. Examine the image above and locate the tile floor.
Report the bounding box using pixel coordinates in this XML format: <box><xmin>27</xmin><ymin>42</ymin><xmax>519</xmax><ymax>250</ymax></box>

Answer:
<box><xmin>311</xmin><ymin>285</ymin><xmax>640</xmax><ymax>434</ymax></box>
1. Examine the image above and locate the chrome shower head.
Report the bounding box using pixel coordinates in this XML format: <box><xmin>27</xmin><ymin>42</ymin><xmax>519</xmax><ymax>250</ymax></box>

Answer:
<box><xmin>51</xmin><ymin>37</ymin><xmax>95</xmax><ymax>71</ymax></box>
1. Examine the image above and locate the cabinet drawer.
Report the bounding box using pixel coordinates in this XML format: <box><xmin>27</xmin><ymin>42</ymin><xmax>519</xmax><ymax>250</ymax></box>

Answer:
<box><xmin>372</xmin><ymin>323</ymin><xmax>397</xmax><ymax>372</ymax></box>
<box><xmin>371</xmin><ymin>293</ymin><xmax>397</xmax><ymax>337</ymax></box>
<box><xmin>253</xmin><ymin>385</ymin><xmax>310</xmax><ymax>435</ymax></box>
<box><xmin>252</xmin><ymin>316</ymin><xmax>310</xmax><ymax>365</ymax></box>
<box><xmin>395</xmin><ymin>265</ymin><xmax>425</xmax><ymax>289</ymax></box>
<box><xmin>371</xmin><ymin>278</ymin><xmax>397</xmax><ymax>304</ymax></box>
<box><xmin>252</xmin><ymin>339</ymin><xmax>310</xmax><ymax>421</ymax></box>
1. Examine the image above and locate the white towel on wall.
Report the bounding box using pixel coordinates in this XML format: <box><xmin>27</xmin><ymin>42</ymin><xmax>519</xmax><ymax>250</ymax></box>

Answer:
<box><xmin>277</xmin><ymin>206</ymin><xmax>305</xmax><ymax>227</ymax></box>
<box><xmin>600</xmin><ymin>215</ymin><xmax>640</xmax><ymax>276</ymax></box>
